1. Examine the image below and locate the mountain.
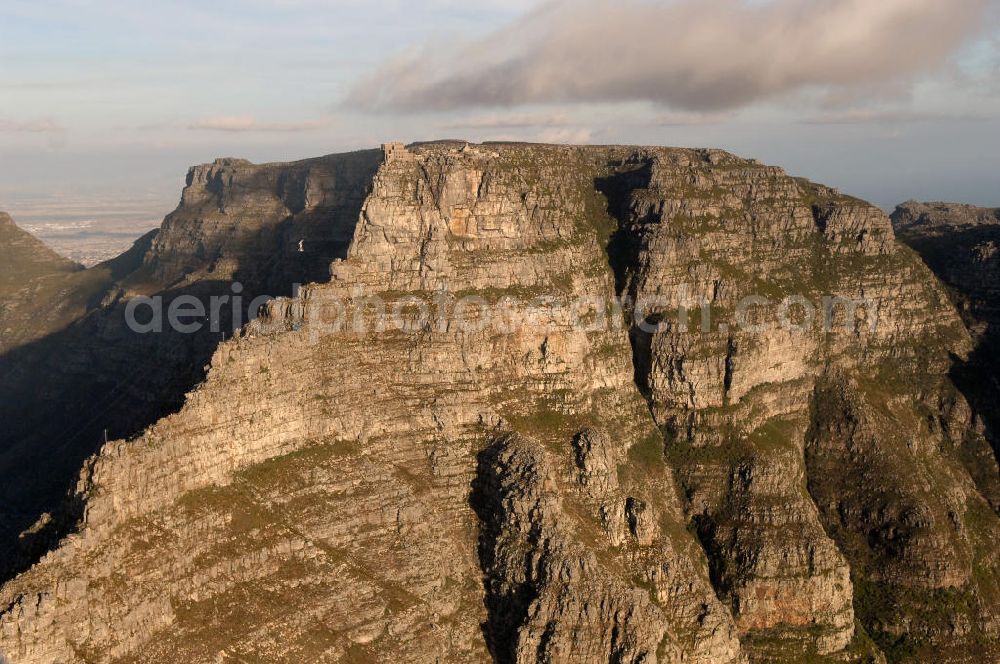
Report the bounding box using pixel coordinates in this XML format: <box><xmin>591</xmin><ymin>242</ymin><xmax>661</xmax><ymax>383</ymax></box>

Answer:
<box><xmin>892</xmin><ymin>200</ymin><xmax>1000</xmax><ymax>506</ymax></box>
<box><xmin>892</xmin><ymin>201</ymin><xmax>1000</xmax><ymax>344</ymax></box>
<box><xmin>0</xmin><ymin>144</ymin><xmax>998</xmax><ymax>663</ymax></box>
<box><xmin>0</xmin><ymin>150</ymin><xmax>380</xmax><ymax>579</ymax></box>
<box><xmin>0</xmin><ymin>212</ymin><xmax>92</xmax><ymax>354</ymax></box>
<box><xmin>0</xmin><ymin>212</ymin><xmax>80</xmax><ymax>283</ymax></box>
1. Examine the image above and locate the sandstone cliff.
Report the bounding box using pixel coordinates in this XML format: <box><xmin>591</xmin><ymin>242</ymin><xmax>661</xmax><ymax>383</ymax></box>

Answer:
<box><xmin>0</xmin><ymin>144</ymin><xmax>998</xmax><ymax>663</ymax></box>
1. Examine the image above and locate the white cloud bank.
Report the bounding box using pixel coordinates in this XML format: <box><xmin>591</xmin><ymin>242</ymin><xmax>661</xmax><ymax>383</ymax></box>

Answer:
<box><xmin>348</xmin><ymin>0</ymin><xmax>993</xmax><ymax>112</ymax></box>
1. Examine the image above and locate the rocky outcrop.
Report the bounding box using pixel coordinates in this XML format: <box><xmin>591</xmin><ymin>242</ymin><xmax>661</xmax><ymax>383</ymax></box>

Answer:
<box><xmin>892</xmin><ymin>201</ymin><xmax>1000</xmax><ymax>236</ymax></box>
<box><xmin>807</xmin><ymin>375</ymin><xmax>1000</xmax><ymax>660</ymax></box>
<box><xmin>0</xmin><ymin>144</ymin><xmax>998</xmax><ymax>663</ymax></box>
<box><xmin>474</xmin><ymin>433</ymin><xmax>668</xmax><ymax>663</ymax></box>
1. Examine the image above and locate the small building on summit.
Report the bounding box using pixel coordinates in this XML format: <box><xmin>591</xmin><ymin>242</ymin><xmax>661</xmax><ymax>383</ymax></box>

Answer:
<box><xmin>382</xmin><ymin>142</ymin><xmax>413</xmax><ymax>162</ymax></box>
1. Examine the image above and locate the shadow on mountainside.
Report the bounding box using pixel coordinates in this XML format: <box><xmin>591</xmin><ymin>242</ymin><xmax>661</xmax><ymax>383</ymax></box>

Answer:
<box><xmin>594</xmin><ymin>160</ymin><xmax>656</xmax><ymax>403</ymax></box>
<box><xmin>0</xmin><ymin>193</ymin><xmax>371</xmax><ymax>583</ymax></box>
<box><xmin>469</xmin><ymin>438</ymin><xmax>536</xmax><ymax>664</ymax></box>
<box><xmin>949</xmin><ymin>344</ymin><xmax>1000</xmax><ymax>519</ymax></box>
<box><xmin>900</xmin><ymin>224</ymin><xmax>1000</xmax><ymax>470</ymax></box>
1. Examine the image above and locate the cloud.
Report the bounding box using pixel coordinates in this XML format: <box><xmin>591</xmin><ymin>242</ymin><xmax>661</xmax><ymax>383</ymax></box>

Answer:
<box><xmin>0</xmin><ymin>117</ymin><xmax>68</xmax><ymax>149</ymax></box>
<box><xmin>654</xmin><ymin>111</ymin><xmax>737</xmax><ymax>126</ymax></box>
<box><xmin>443</xmin><ymin>112</ymin><xmax>572</xmax><ymax>129</ymax></box>
<box><xmin>535</xmin><ymin>127</ymin><xmax>593</xmax><ymax>144</ymax></box>
<box><xmin>188</xmin><ymin>115</ymin><xmax>333</xmax><ymax>132</ymax></box>
<box><xmin>348</xmin><ymin>0</ymin><xmax>993</xmax><ymax>113</ymax></box>
<box><xmin>0</xmin><ymin>118</ymin><xmax>65</xmax><ymax>133</ymax></box>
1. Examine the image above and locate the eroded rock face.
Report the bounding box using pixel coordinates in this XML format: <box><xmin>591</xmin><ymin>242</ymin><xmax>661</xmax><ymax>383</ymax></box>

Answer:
<box><xmin>0</xmin><ymin>143</ymin><xmax>997</xmax><ymax>663</ymax></box>
<box><xmin>604</xmin><ymin>157</ymin><xmax>1000</xmax><ymax>661</ymax></box>
<box><xmin>474</xmin><ymin>433</ymin><xmax>669</xmax><ymax>663</ymax></box>
<box><xmin>807</xmin><ymin>376</ymin><xmax>1000</xmax><ymax>658</ymax></box>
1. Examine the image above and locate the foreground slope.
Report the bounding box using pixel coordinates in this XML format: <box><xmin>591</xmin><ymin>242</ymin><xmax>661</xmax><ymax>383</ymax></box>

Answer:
<box><xmin>0</xmin><ymin>144</ymin><xmax>998</xmax><ymax>663</ymax></box>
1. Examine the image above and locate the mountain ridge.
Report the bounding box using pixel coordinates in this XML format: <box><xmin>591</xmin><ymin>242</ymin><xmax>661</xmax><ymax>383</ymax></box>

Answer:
<box><xmin>0</xmin><ymin>143</ymin><xmax>998</xmax><ymax>663</ymax></box>
<box><xmin>0</xmin><ymin>211</ymin><xmax>82</xmax><ymax>282</ymax></box>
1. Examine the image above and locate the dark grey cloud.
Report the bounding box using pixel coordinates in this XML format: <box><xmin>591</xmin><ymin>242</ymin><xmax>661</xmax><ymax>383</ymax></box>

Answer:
<box><xmin>348</xmin><ymin>0</ymin><xmax>994</xmax><ymax>112</ymax></box>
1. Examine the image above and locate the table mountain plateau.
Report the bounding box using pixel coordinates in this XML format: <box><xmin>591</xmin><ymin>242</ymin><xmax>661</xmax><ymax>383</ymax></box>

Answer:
<box><xmin>0</xmin><ymin>143</ymin><xmax>997</xmax><ymax>663</ymax></box>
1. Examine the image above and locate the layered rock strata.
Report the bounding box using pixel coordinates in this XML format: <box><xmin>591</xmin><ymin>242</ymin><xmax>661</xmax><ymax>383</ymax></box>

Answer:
<box><xmin>0</xmin><ymin>143</ymin><xmax>997</xmax><ymax>663</ymax></box>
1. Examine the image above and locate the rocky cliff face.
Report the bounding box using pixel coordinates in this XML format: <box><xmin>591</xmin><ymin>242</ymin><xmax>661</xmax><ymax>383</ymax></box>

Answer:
<box><xmin>0</xmin><ymin>144</ymin><xmax>998</xmax><ymax>663</ymax></box>
<box><xmin>599</xmin><ymin>157</ymin><xmax>998</xmax><ymax>662</ymax></box>
<box><xmin>140</xmin><ymin>151</ymin><xmax>380</xmax><ymax>291</ymax></box>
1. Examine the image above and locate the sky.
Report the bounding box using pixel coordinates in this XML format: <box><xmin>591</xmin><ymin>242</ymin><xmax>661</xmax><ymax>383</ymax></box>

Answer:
<box><xmin>1</xmin><ymin>0</ymin><xmax>999</xmax><ymax>231</ymax></box>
